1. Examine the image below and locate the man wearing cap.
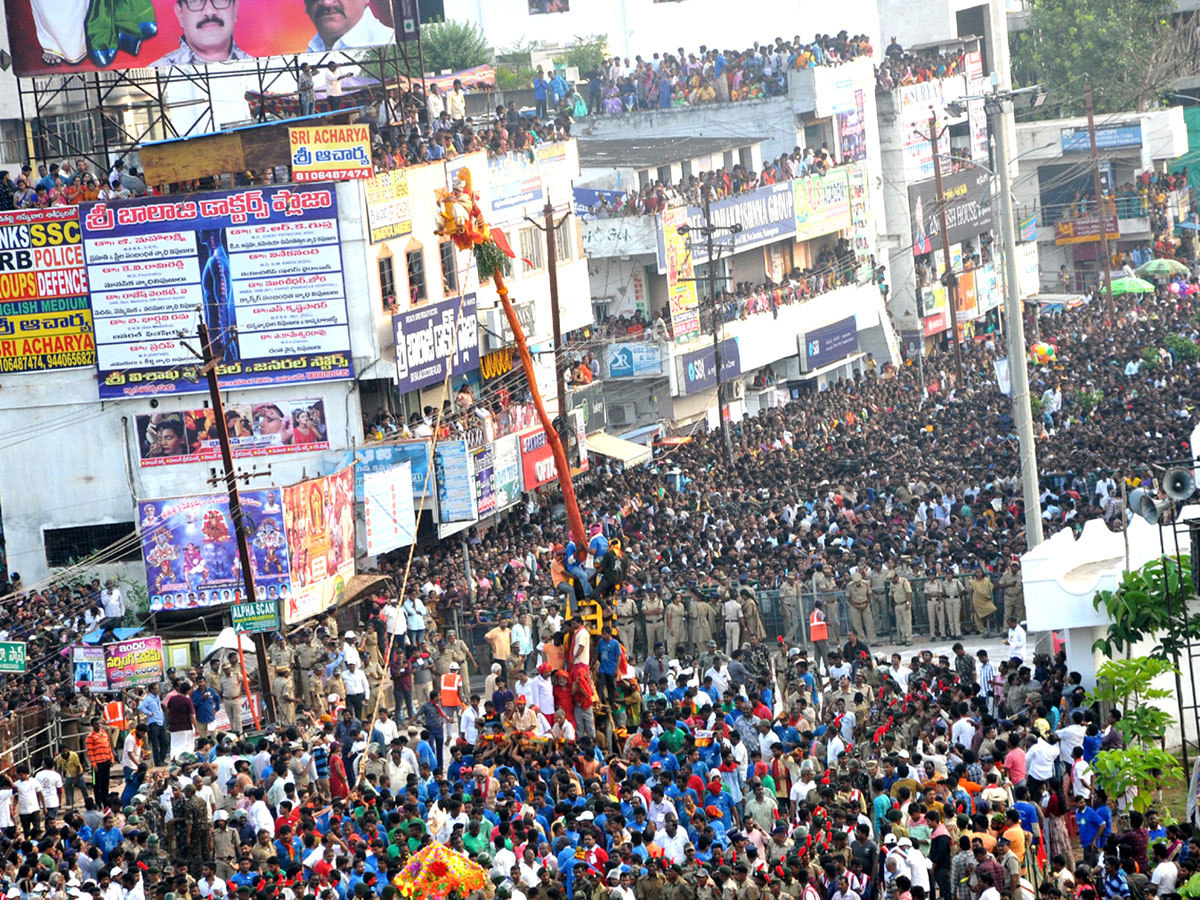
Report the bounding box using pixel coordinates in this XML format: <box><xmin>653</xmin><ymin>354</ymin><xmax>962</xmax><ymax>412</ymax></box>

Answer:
<box><xmin>643</xmin><ymin>590</ymin><xmax>666</xmax><ymax>658</ymax></box>
<box><xmin>219</xmin><ymin>664</ymin><xmax>244</xmax><ymax>736</ymax></box>
<box><xmin>888</xmin><ymin>569</ymin><xmax>913</xmax><ymax>646</ymax></box>
<box><xmin>616</xmin><ymin>591</ymin><xmax>637</xmax><ymax>654</ymax></box>
<box><xmin>666</xmin><ymin>592</ymin><xmax>688</xmax><ymax>659</ymax></box>
<box><xmin>272</xmin><ymin>665</ymin><xmax>298</xmax><ymax>726</ymax></box>
<box><xmin>343</xmin><ymin>660</ymin><xmax>369</xmax><ymax>720</ymax></box>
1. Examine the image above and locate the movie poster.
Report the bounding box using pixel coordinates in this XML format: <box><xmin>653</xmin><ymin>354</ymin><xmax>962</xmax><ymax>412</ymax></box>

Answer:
<box><xmin>281</xmin><ymin>468</ymin><xmax>354</xmax><ymax>624</ymax></box>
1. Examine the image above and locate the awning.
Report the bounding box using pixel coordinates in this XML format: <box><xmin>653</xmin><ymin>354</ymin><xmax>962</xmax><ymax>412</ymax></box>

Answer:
<box><xmin>798</xmin><ymin>352</ymin><xmax>865</xmax><ymax>381</ymax></box>
<box><xmin>586</xmin><ymin>432</ymin><xmax>653</xmax><ymax>467</ymax></box>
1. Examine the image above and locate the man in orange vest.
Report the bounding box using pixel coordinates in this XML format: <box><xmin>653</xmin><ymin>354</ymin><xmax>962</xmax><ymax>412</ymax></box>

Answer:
<box><xmin>439</xmin><ymin>661</ymin><xmax>466</xmax><ymax>737</ymax></box>
<box><xmin>809</xmin><ymin>599</ymin><xmax>830</xmax><ymax>675</ymax></box>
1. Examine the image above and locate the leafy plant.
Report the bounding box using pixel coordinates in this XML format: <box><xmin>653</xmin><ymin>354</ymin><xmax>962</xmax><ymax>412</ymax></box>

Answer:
<box><xmin>554</xmin><ymin>35</ymin><xmax>609</xmax><ymax>74</ymax></box>
<box><xmin>1029</xmin><ymin>394</ymin><xmax>1044</xmax><ymax>418</ymax></box>
<box><xmin>1165</xmin><ymin>332</ymin><xmax>1200</xmax><ymax>363</ymax></box>
<box><xmin>1178</xmin><ymin>872</ymin><xmax>1200</xmax><ymax>900</ymax></box>
<box><xmin>1092</xmin><ymin>555</ymin><xmax>1200</xmax><ymax>660</ymax></box>
<box><xmin>1075</xmin><ymin>388</ymin><xmax>1104</xmax><ymax>415</ymax></box>
<box><xmin>495</xmin><ymin>65</ymin><xmax>537</xmax><ymax>91</ymax></box>
<box><xmin>1141</xmin><ymin>346</ymin><xmax>1161</xmax><ymax>370</ymax></box>
<box><xmin>1087</xmin><ymin>657</ymin><xmax>1176</xmax><ymax>745</ymax></box>
<box><xmin>421</xmin><ymin>20</ymin><xmax>491</xmax><ymax>74</ymax></box>
<box><xmin>1091</xmin><ymin>747</ymin><xmax>1181</xmax><ymax>813</ymax></box>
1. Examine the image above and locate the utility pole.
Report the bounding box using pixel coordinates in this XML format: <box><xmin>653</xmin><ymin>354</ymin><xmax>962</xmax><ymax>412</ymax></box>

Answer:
<box><xmin>989</xmin><ymin>92</ymin><xmax>1045</xmax><ymax>549</ymax></box>
<box><xmin>928</xmin><ymin>113</ymin><xmax>965</xmax><ymax>384</ymax></box>
<box><xmin>543</xmin><ymin>196</ymin><xmax>567</xmax><ymax>419</ymax></box>
<box><xmin>1085</xmin><ymin>78</ymin><xmax>1116</xmax><ymax>318</ymax></box>
<box><xmin>702</xmin><ymin>183</ymin><xmax>734</xmax><ymax>464</ymax></box>
<box><xmin>198</xmin><ymin>321</ymin><xmax>277</xmax><ymax>723</ymax></box>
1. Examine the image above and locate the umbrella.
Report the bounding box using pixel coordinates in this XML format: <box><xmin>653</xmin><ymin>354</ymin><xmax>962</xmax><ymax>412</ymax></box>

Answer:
<box><xmin>1109</xmin><ymin>276</ymin><xmax>1155</xmax><ymax>295</ymax></box>
<box><xmin>1136</xmin><ymin>258</ymin><xmax>1189</xmax><ymax>278</ymax></box>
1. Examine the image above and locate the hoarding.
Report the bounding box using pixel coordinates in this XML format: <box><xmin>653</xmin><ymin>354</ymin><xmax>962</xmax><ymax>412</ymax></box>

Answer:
<box><xmin>793</xmin><ymin>169</ymin><xmax>853</xmax><ymax>242</ymax></box>
<box><xmin>0</xmin><ymin>207</ymin><xmax>94</xmax><ymax>373</ymax></box>
<box><xmin>364</xmin><ymin>170</ymin><xmax>412</xmax><ymax>243</ymax></box>
<box><xmin>6</xmin><ymin>0</ymin><xmax>401</xmax><ymax>76</ymax></box>
<box><xmin>487</xmin><ymin>150</ymin><xmax>544</xmax><ymax>218</ymax></box>
<box><xmin>0</xmin><ymin>641</ymin><xmax>26</xmax><ymax>673</ymax></box>
<box><xmin>1054</xmin><ymin>213</ymin><xmax>1120</xmax><ymax>245</ymax></box>
<box><xmin>1061</xmin><ymin>124</ymin><xmax>1142</xmax><ymax>152</ymax></box>
<box><xmin>606</xmin><ymin>342</ymin><xmax>663</xmax><ymax>377</ymax></box>
<box><xmin>567</xmin><ymin>380</ymin><xmax>606</xmax><ymax>434</ymax></box>
<box><xmin>280</xmin><ymin>468</ymin><xmax>355</xmax><ymax>624</ymax></box>
<box><xmin>433</xmin><ymin>440</ymin><xmax>478</xmax><ymax>523</ymax></box>
<box><xmin>472</xmin><ymin>443</ymin><xmax>497</xmax><ymax>518</ymax></box>
<box><xmin>679</xmin><ymin>339</ymin><xmax>741</xmax><ymax>396</ymax></box>
<box><xmin>837</xmin><ymin>91</ymin><xmax>867</xmax><ymax>163</ymax></box>
<box><xmin>135</xmin><ymin>397</ymin><xmax>329</xmax><ymax>466</ymax></box>
<box><xmin>393</xmin><ymin>293</ymin><xmax>479</xmax><ymax>393</ymax></box>
<box><xmin>519</xmin><ymin>427</ymin><xmax>557</xmax><ymax>491</ymax></box>
<box><xmin>661</xmin><ymin>206</ymin><xmax>699</xmax><ymax>344</ymax></box>
<box><xmin>665</xmin><ymin>181</ymin><xmax>796</xmax><ymax>268</ymax></box>
<box><xmin>908</xmin><ymin>168</ymin><xmax>994</xmax><ymax>255</ymax></box>
<box><xmin>324</xmin><ymin>440</ymin><xmax>432</xmax><ymax>502</ymax></box>
<box><xmin>363</xmin><ymin>463</ymin><xmax>417</xmax><ymax>556</ymax></box>
<box><xmin>231</xmin><ymin>600</ymin><xmax>280</xmax><ymax>634</ymax></box>
<box><xmin>800</xmin><ymin>317</ymin><xmax>858</xmax><ymax>371</ymax></box>
<box><xmin>492</xmin><ymin>433</ymin><xmax>523</xmax><ymax>510</ymax></box>
<box><xmin>289</xmin><ymin>125</ymin><xmax>373</xmax><ymax>182</ymax></box>
<box><xmin>139</xmin><ymin>488</ymin><xmax>288</xmax><ymax>611</ymax></box>
<box><xmin>72</xmin><ymin>646</ymin><xmax>108</xmax><ymax>691</ymax></box>
<box><xmin>82</xmin><ymin>185</ymin><xmax>352</xmax><ymax>399</ymax></box>
<box><xmin>104</xmin><ymin>637</ymin><xmax>165</xmax><ymax>690</ymax></box>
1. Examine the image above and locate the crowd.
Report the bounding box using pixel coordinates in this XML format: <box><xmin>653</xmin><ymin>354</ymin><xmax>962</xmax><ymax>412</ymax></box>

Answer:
<box><xmin>572</xmin><ymin>35</ymin><xmax>874</xmax><ymax>117</ymax></box>
<box><xmin>874</xmin><ymin>41</ymin><xmax>967</xmax><ymax>92</ymax></box>
<box><xmin>0</xmin><ymin>158</ymin><xmax>150</xmax><ymax>210</ymax></box>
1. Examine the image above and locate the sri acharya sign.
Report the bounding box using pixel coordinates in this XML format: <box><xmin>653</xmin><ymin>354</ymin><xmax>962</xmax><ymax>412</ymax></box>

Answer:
<box><xmin>0</xmin><ymin>208</ymin><xmax>94</xmax><ymax>373</ymax></box>
<box><xmin>289</xmin><ymin>126</ymin><xmax>373</xmax><ymax>182</ymax></box>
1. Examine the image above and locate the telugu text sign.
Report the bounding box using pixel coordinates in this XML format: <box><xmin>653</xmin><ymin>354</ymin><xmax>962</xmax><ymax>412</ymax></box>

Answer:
<box><xmin>434</xmin><ymin>439</ymin><xmax>478</xmax><ymax>524</ymax></box>
<box><xmin>793</xmin><ymin>169</ymin><xmax>853</xmax><ymax>242</ymax></box>
<box><xmin>104</xmin><ymin>637</ymin><xmax>165</xmax><ymax>690</ymax></box>
<box><xmin>0</xmin><ymin>641</ymin><xmax>26</xmax><ymax>673</ymax></box>
<box><xmin>393</xmin><ymin>293</ymin><xmax>479</xmax><ymax>392</ymax></box>
<box><xmin>0</xmin><ymin>207</ymin><xmax>94</xmax><ymax>373</ymax></box>
<box><xmin>364</xmin><ymin>169</ymin><xmax>412</xmax><ymax>243</ymax></box>
<box><xmin>324</xmin><ymin>440</ymin><xmax>432</xmax><ymax>501</ymax></box>
<box><xmin>135</xmin><ymin>396</ymin><xmax>330</xmax><ymax>466</ymax></box>
<box><xmin>289</xmin><ymin>125</ymin><xmax>373</xmax><ymax>182</ymax></box>
<box><xmin>81</xmin><ymin>185</ymin><xmax>353</xmax><ymax>400</ymax></box>
<box><xmin>72</xmin><ymin>646</ymin><xmax>108</xmax><ymax>691</ymax></box>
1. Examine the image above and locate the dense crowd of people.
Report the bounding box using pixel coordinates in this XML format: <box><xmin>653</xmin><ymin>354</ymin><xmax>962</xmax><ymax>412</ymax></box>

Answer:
<box><xmin>875</xmin><ymin>41</ymin><xmax>967</xmax><ymax>91</ymax></box>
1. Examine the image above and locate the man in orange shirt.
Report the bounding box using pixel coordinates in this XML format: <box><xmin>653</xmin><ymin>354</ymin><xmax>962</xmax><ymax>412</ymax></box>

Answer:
<box><xmin>85</xmin><ymin>717</ymin><xmax>115</xmax><ymax>805</ymax></box>
<box><xmin>1000</xmin><ymin>807</ymin><xmax>1028</xmax><ymax>872</ymax></box>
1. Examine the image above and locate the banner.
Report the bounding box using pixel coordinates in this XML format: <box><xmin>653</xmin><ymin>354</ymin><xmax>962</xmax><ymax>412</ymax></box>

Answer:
<box><xmin>7</xmin><ymin>0</ymin><xmax>402</xmax><ymax>76</ymax></box>
<box><xmin>325</xmin><ymin>440</ymin><xmax>432</xmax><ymax>502</ymax></box>
<box><xmin>104</xmin><ymin>637</ymin><xmax>165</xmax><ymax>690</ymax></box>
<box><xmin>393</xmin><ymin>292</ymin><xmax>479</xmax><ymax>392</ymax></box>
<box><xmin>665</xmin><ymin>181</ymin><xmax>796</xmax><ymax>268</ymax></box>
<box><xmin>135</xmin><ymin>397</ymin><xmax>329</xmax><ymax>466</ymax></box>
<box><xmin>994</xmin><ymin>358</ymin><xmax>1012</xmax><ymax>396</ymax></box>
<box><xmin>837</xmin><ymin>90</ymin><xmax>867</xmax><ymax>163</ymax></box>
<box><xmin>661</xmin><ymin>206</ymin><xmax>699</xmax><ymax>344</ymax></box>
<box><xmin>364</xmin><ymin>170</ymin><xmax>413</xmax><ymax>243</ymax></box>
<box><xmin>800</xmin><ymin>317</ymin><xmax>858</xmax><ymax>371</ymax></box>
<box><xmin>434</xmin><ymin>440</ymin><xmax>478</xmax><ymax>523</ymax></box>
<box><xmin>492</xmin><ymin>432</ymin><xmax>523</xmax><ymax>510</ymax></box>
<box><xmin>487</xmin><ymin>149</ymin><xmax>545</xmax><ymax>218</ymax></box>
<box><xmin>0</xmin><ymin>207</ymin><xmax>94</xmax><ymax>373</ymax></box>
<box><xmin>289</xmin><ymin>125</ymin><xmax>373</xmax><ymax>182</ymax></box>
<box><xmin>82</xmin><ymin>185</ymin><xmax>353</xmax><ymax>399</ymax></box>
<box><xmin>139</xmin><ymin>489</ymin><xmax>289</xmax><ymax>611</ymax></box>
<box><xmin>72</xmin><ymin>646</ymin><xmax>108</xmax><ymax>691</ymax></box>
<box><xmin>1054</xmin><ymin>213</ymin><xmax>1119</xmax><ymax>245</ymax></box>
<box><xmin>908</xmin><ymin>168</ymin><xmax>994</xmax><ymax>256</ymax></box>
<box><xmin>793</xmin><ymin>169</ymin><xmax>853</xmax><ymax>242</ymax></box>
<box><xmin>0</xmin><ymin>641</ymin><xmax>26</xmax><ymax>673</ymax></box>
<box><xmin>363</xmin><ymin>463</ymin><xmax>417</xmax><ymax>555</ymax></box>
<box><xmin>1061</xmin><ymin>124</ymin><xmax>1142</xmax><ymax>152</ymax></box>
<box><xmin>472</xmin><ymin>443</ymin><xmax>496</xmax><ymax>518</ymax></box>
<box><xmin>231</xmin><ymin>599</ymin><xmax>280</xmax><ymax>634</ymax></box>
<box><xmin>606</xmin><ymin>342</ymin><xmax>662</xmax><ymax>377</ymax></box>
<box><xmin>281</xmin><ymin>468</ymin><xmax>355</xmax><ymax>624</ymax></box>
<box><xmin>680</xmin><ymin>339</ymin><xmax>741</xmax><ymax>395</ymax></box>
<box><xmin>519</xmin><ymin>427</ymin><xmax>557</xmax><ymax>491</ymax></box>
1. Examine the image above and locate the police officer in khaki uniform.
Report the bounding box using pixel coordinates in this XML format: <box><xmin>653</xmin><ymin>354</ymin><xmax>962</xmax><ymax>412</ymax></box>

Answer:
<box><xmin>219</xmin><ymin>663</ymin><xmax>243</xmax><ymax>734</ymax></box>
<box><xmin>272</xmin><ymin>665</ymin><xmax>298</xmax><ymax>726</ymax></box>
<box><xmin>999</xmin><ymin>561</ymin><xmax>1025</xmax><ymax>625</ymax></box>
<box><xmin>294</xmin><ymin>633</ymin><xmax>320</xmax><ymax>702</ymax></box>
<box><xmin>847</xmin><ymin>570</ymin><xmax>875</xmax><ymax>643</ymax></box>
<box><xmin>924</xmin><ymin>566</ymin><xmax>945</xmax><ymax>638</ymax></box>
<box><xmin>942</xmin><ymin>567</ymin><xmax>964</xmax><ymax>637</ymax></box>
<box><xmin>268</xmin><ymin>634</ymin><xmax>294</xmax><ymax>679</ymax></box>
<box><xmin>642</xmin><ymin>590</ymin><xmax>666</xmax><ymax>657</ymax></box>
<box><xmin>665</xmin><ymin>593</ymin><xmax>688</xmax><ymax>658</ymax></box>
<box><xmin>616</xmin><ymin>593</ymin><xmax>637</xmax><ymax>655</ymax></box>
<box><xmin>868</xmin><ymin>563</ymin><xmax>890</xmax><ymax>640</ymax></box>
<box><xmin>889</xmin><ymin>569</ymin><xmax>913</xmax><ymax>645</ymax></box>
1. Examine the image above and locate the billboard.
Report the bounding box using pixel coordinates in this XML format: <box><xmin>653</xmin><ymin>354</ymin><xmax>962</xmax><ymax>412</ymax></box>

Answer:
<box><xmin>1061</xmin><ymin>124</ymin><xmax>1142</xmax><ymax>152</ymax></box>
<box><xmin>606</xmin><ymin>342</ymin><xmax>662</xmax><ymax>378</ymax></box>
<box><xmin>364</xmin><ymin>170</ymin><xmax>412</xmax><ymax>243</ymax></box>
<box><xmin>393</xmin><ymin>292</ymin><xmax>479</xmax><ymax>393</ymax></box>
<box><xmin>492</xmin><ymin>432</ymin><xmax>523</xmax><ymax>510</ymax></box>
<box><xmin>281</xmin><ymin>468</ymin><xmax>355</xmax><ymax>624</ymax></box>
<box><xmin>82</xmin><ymin>185</ymin><xmax>353</xmax><ymax>399</ymax></box>
<box><xmin>472</xmin><ymin>443</ymin><xmax>497</xmax><ymax>518</ymax></box>
<box><xmin>908</xmin><ymin>168</ymin><xmax>994</xmax><ymax>256</ymax></box>
<box><xmin>72</xmin><ymin>646</ymin><xmax>108</xmax><ymax>692</ymax></box>
<box><xmin>433</xmin><ymin>440</ymin><xmax>478</xmax><ymax>523</ymax></box>
<box><xmin>664</xmin><ymin>181</ymin><xmax>797</xmax><ymax>268</ymax></box>
<box><xmin>139</xmin><ymin>489</ymin><xmax>289</xmax><ymax>611</ymax></box>
<box><xmin>837</xmin><ymin>91</ymin><xmax>867</xmax><ymax>163</ymax></box>
<box><xmin>661</xmin><ymin>206</ymin><xmax>699</xmax><ymax>344</ymax></box>
<box><xmin>0</xmin><ymin>207</ymin><xmax>94</xmax><ymax>373</ymax></box>
<box><xmin>679</xmin><ymin>339</ymin><xmax>741</xmax><ymax>395</ymax></box>
<box><xmin>363</xmin><ymin>463</ymin><xmax>417</xmax><ymax>556</ymax></box>
<box><xmin>289</xmin><ymin>125</ymin><xmax>373</xmax><ymax>182</ymax></box>
<box><xmin>519</xmin><ymin>427</ymin><xmax>557</xmax><ymax>491</ymax></box>
<box><xmin>793</xmin><ymin>169</ymin><xmax>853</xmax><ymax>242</ymax></box>
<box><xmin>104</xmin><ymin>637</ymin><xmax>165</xmax><ymax>691</ymax></box>
<box><xmin>6</xmin><ymin>0</ymin><xmax>400</xmax><ymax>76</ymax></box>
<box><xmin>1054</xmin><ymin>213</ymin><xmax>1119</xmax><ymax>245</ymax></box>
<box><xmin>324</xmin><ymin>440</ymin><xmax>432</xmax><ymax>501</ymax></box>
<box><xmin>135</xmin><ymin>397</ymin><xmax>329</xmax><ymax>466</ymax></box>
<box><xmin>800</xmin><ymin>317</ymin><xmax>858</xmax><ymax>371</ymax></box>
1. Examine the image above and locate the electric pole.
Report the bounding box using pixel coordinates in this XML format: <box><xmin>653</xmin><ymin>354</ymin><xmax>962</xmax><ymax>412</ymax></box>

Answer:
<box><xmin>989</xmin><ymin>92</ymin><xmax>1045</xmax><ymax>549</ymax></box>
<box><xmin>702</xmin><ymin>183</ymin><xmax>734</xmax><ymax>464</ymax></box>
<box><xmin>198</xmin><ymin>321</ymin><xmax>277</xmax><ymax>723</ymax></box>
<box><xmin>543</xmin><ymin>196</ymin><xmax>567</xmax><ymax>420</ymax></box>
<box><xmin>928</xmin><ymin>113</ymin><xmax>965</xmax><ymax>384</ymax></box>
<box><xmin>1085</xmin><ymin>78</ymin><xmax>1116</xmax><ymax>317</ymax></box>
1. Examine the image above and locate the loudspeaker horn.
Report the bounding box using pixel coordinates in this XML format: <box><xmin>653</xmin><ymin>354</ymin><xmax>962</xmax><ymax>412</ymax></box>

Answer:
<box><xmin>1164</xmin><ymin>467</ymin><xmax>1196</xmax><ymax>501</ymax></box>
<box><xmin>1139</xmin><ymin>495</ymin><xmax>1173</xmax><ymax>525</ymax></box>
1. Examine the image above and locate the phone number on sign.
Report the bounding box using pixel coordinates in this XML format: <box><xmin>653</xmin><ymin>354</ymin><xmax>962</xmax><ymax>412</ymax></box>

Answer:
<box><xmin>294</xmin><ymin>169</ymin><xmax>372</xmax><ymax>181</ymax></box>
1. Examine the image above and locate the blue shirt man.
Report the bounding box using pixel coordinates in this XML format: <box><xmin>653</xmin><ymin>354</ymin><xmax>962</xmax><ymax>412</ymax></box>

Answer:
<box><xmin>597</xmin><ymin>636</ymin><xmax>622</xmax><ymax>675</ymax></box>
<box><xmin>94</xmin><ymin>821</ymin><xmax>123</xmax><ymax>861</ymax></box>
<box><xmin>1076</xmin><ymin>802</ymin><xmax>1107</xmax><ymax>852</ymax></box>
<box><xmin>191</xmin><ymin>682</ymin><xmax>219</xmax><ymax>726</ymax></box>
<box><xmin>138</xmin><ymin>691</ymin><xmax>164</xmax><ymax>726</ymax></box>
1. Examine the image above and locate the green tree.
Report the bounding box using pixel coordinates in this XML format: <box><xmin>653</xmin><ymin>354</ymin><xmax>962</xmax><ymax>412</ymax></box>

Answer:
<box><xmin>1087</xmin><ymin>658</ymin><xmax>1176</xmax><ymax>745</ymax></box>
<box><xmin>1091</xmin><ymin>555</ymin><xmax>1200</xmax><ymax>660</ymax></box>
<box><xmin>554</xmin><ymin>35</ymin><xmax>608</xmax><ymax>75</ymax></box>
<box><xmin>420</xmin><ymin>19</ymin><xmax>491</xmax><ymax>74</ymax></box>
<box><xmin>1009</xmin><ymin>0</ymin><xmax>1178</xmax><ymax>115</ymax></box>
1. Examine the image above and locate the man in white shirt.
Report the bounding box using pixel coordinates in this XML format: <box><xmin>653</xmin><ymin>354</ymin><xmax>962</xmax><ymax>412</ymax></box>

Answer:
<box><xmin>1151</xmin><ymin>843</ymin><xmax>1179</xmax><ymax>895</ymax></box>
<box><xmin>13</xmin><ymin>766</ymin><xmax>43</xmax><ymax>834</ymax></box>
<box><xmin>1024</xmin><ymin>734</ymin><xmax>1059</xmax><ymax>783</ymax></box>
<box><xmin>306</xmin><ymin>0</ymin><xmax>394</xmax><ymax>51</ymax></box>
<box><xmin>1005</xmin><ymin>618</ymin><xmax>1027</xmax><ymax>663</ymax></box>
<box><xmin>197</xmin><ymin>863</ymin><xmax>229</xmax><ymax>900</ymax></box>
<box><xmin>654</xmin><ymin>816</ymin><xmax>689</xmax><ymax>864</ymax></box>
<box><xmin>248</xmin><ymin>789</ymin><xmax>275</xmax><ymax>837</ymax></box>
<box><xmin>101</xmin><ymin>580</ymin><xmax>125</xmax><ymax>620</ymax></box>
<box><xmin>1056</xmin><ymin>710</ymin><xmax>1087</xmax><ymax>764</ymax></box>
<box><xmin>34</xmin><ymin>761</ymin><xmax>63</xmax><ymax>817</ymax></box>
<box><xmin>343</xmin><ymin>661</ymin><xmax>370</xmax><ymax>720</ymax></box>
<box><xmin>951</xmin><ymin>711</ymin><xmax>976</xmax><ymax>750</ymax></box>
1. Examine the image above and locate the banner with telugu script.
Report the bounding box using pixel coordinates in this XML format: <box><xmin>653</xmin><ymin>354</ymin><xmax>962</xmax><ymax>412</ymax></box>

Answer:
<box><xmin>80</xmin><ymin>185</ymin><xmax>353</xmax><ymax>400</ymax></box>
<box><xmin>289</xmin><ymin>125</ymin><xmax>374</xmax><ymax>182</ymax></box>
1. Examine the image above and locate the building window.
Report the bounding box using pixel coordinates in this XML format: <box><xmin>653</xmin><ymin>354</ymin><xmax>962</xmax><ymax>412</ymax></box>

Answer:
<box><xmin>406</xmin><ymin>248</ymin><xmax>426</xmax><ymax>302</ymax></box>
<box><xmin>378</xmin><ymin>249</ymin><xmax>397</xmax><ymax>312</ymax></box>
<box><xmin>519</xmin><ymin>227</ymin><xmax>544</xmax><ymax>274</ymax></box>
<box><xmin>44</xmin><ymin>522</ymin><xmax>140</xmax><ymax>568</ymax></box>
<box><xmin>555</xmin><ymin>218</ymin><xmax>573</xmax><ymax>263</ymax></box>
<box><xmin>440</xmin><ymin>241</ymin><xmax>459</xmax><ymax>295</ymax></box>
